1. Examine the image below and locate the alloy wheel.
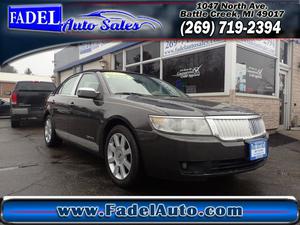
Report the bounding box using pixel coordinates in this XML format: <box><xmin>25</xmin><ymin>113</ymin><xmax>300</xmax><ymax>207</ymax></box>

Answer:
<box><xmin>107</xmin><ymin>133</ymin><xmax>132</xmax><ymax>180</ymax></box>
<box><xmin>44</xmin><ymin>118</ymin><xmax>52</xmax><ymax>143</ymax></box>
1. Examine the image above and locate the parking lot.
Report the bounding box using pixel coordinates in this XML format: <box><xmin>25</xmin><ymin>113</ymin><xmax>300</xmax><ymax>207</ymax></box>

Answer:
<box><xmin>0</xmin><ymin>118</ymin><xmax>300</xmax><ymax>198</ymax></box>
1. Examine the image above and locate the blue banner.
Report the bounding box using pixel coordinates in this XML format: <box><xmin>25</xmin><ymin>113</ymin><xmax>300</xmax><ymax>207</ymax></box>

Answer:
<box><xmin>8</xmin><ymin>4</ymin><xmax>62</xmax><ymax>32</ymax></box>
<box><xmin>1</xmin><ymin>1</ymin><xmax>300</xmax><ymax>65</ymax></box>
<box><xmin>1</xmin><ymin>197</ymin><xmax>299</xmax><ymax>224</ymax></box>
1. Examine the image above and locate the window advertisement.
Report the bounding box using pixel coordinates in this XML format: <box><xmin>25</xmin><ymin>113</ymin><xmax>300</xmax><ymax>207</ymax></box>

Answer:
<box><xmin>162</xmin><ymin>40</ymin><xmax>223</xmax><ymax>57</ymax></box>
<box><xmin>1</xmin><ymin>0</ymin><xmax>300</xmax><ymax>224</ymax></box>
<box><xmin>163</xmin><ymin>47</ymin><xmax>225</xmax><ymax>93</ymax></box>
<box><xmin>236</xmin><ymin>47</ymin><xmax>276</xmax><ymax>96</ymax></box>
<box><xmin>238</xmin><ymin>40</ymin><xmax>277</xmax><ymax>56</ymax></box>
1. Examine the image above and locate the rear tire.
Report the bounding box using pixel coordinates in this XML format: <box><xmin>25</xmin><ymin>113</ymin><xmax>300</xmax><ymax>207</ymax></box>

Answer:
<box><xmin>104</xmin><ymin>125</ymin><xmax>141</xmax><ymax>188</ymax></box>
<box><xmin>44</xmin><ymin>115</ymin><xmax>62</xmax><ymax>147</ymax></box>
<box><xmin>11</xmin><ymin>120</ymin><xmax>20</xmax><ymax>128</ymax></box>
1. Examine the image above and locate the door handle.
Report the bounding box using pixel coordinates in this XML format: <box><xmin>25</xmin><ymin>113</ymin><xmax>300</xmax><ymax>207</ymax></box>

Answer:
<box><xmin>70</xmin><ymin>102</ymin><xmax>75</xmax><ymax>105</ymax></box>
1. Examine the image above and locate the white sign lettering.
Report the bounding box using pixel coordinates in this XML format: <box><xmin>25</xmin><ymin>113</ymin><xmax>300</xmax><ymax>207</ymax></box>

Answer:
<box><xmin>239</xmin><ymin>40</ymin><xmax>276</xmax><ymax>56</ymax></box>
<box><xmin>163</xmin><ymin>40</ymin><xmax>223</xmax><ymax>57</ymax></box>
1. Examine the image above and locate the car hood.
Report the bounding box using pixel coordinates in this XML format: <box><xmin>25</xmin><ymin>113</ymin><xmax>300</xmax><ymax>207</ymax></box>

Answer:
<box><xmin>115</xmin><ymin>95</ymin><xmax>257</xmax><ymax>117</ymax></box>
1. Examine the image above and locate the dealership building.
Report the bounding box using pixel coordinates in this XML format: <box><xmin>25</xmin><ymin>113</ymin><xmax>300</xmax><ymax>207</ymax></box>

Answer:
<box><xmin>54</xmin><ymin>40</ymin><xmax>300</xmax><ymax>131</ymax></box>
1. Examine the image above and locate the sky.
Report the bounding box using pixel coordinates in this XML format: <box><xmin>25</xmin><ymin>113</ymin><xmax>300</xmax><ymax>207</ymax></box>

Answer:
<box><xmin>10</xmin><ymin>48</ymin><xmax>62</xmax><ymax>77</ymax></box>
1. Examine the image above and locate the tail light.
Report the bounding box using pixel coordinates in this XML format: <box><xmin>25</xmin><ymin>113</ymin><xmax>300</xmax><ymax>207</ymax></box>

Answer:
<box><xmin>11</xmin><ymin>91</ymin><xmax>17</xmax><ymax>105</ymax></box>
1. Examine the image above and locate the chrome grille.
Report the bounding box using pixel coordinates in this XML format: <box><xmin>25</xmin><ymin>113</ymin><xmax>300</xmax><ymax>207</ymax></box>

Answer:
<box><xmin>206</xmin><ymin>115</ymin><xmax>266</xmax><ymax>141</ymax></box>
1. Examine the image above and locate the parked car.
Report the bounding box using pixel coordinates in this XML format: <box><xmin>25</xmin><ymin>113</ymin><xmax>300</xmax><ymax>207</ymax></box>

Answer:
<box><xmin>44</xmin><ymin>70</ymin><xmax>268</xmax><ymax>187</ymax></box>
<box><xmin>10</xmin><ymin>81</ymin><xmax>56</xmax><ymax>127</ymax></box>
<box><xmin>0</xmin><ymin>98</ymin><xmax>10</xmax><ymax>117</ymax></box>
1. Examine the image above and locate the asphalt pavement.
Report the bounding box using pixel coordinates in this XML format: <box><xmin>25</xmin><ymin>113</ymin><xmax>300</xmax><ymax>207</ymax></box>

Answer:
<box><xmin>0</xmin><ymin>118</ymin><xmax>300</xmax><ymax>198</ymax></box>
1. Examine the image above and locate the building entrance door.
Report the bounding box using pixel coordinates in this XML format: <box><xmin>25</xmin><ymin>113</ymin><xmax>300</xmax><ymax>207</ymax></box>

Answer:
<box><xmin>279</xmin><ymin>71</ymin><xmax>288</xmax><ymax>128</ymax></box>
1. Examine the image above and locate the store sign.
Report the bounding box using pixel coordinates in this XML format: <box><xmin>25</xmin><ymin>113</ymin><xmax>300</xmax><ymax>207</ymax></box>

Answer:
<box><xmin>162</xmin><ymin>40</ymin><xmax>223</xmax><ymax>57</ymax></box>
<box><xmin>173</xmin><ymin>65</ymin><xmax>202</xmax><ymax>79</ymax></box>
<box><xmin>79</xmin><ymin>42</ymin><xmax>104</xmax><ymax>55</ymax></box>
<box><xmin>79</xmin><ymin>42</ymin><xmax>120</xmax><ymax>59</ymax></box>
<box><xmin>239</xmin><ymin>40</ymin><xmax>276</xmax><ymax>56</ymax></box>
<box><xmin>8</xmin><ymin>5</ymin><xmax>162</xmax><ymax>33</ymax></box>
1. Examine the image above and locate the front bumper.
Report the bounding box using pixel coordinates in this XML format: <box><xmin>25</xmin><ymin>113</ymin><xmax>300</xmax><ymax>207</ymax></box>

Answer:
<box><xmin>136</xmin><ymin>130</ymin><xmax>268</xmax><ymax>180</ymax></box>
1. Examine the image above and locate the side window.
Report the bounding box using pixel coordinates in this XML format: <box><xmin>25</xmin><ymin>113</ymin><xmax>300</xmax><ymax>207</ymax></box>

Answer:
<box><xmin>76</xmin><ymin>73</ymin><xmax>100</xmax><ymax>95</ymax></box>
<box><xmin>59</xmin><ymin>75</ymin><xmax>79</xmax><ymax>95</ymax></box>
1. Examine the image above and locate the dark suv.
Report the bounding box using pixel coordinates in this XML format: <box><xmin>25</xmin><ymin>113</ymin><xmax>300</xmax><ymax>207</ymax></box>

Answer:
<box><xmin>11</xmin><ymin>81</ymin><xmax>56</xmax><ymax>127</ymax></box>
<box><xmin>44</xmin><ymin>70</ymin><xmax>268</xmax><ymax>187</ymax></box>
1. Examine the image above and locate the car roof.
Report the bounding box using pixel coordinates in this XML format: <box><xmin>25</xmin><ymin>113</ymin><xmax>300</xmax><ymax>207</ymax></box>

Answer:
<box><xmin>16</xmin><ymin>81</ymin><xmax>54</xmax><ymax>83</ymax></box>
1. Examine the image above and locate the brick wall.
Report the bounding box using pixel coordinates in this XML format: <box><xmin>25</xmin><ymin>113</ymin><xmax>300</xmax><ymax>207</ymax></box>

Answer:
<box><xmin>231</xmin><ymin>95</ymin><xmax>280</xmax><ymax>130</ymax></box>
<box><xmin>194</xmin><ymin>91</ymin><xmax>280</xmax><ymax>130</ymax></box>
<box><xmin>291</xmin><ymin>43</ymin><xmax>300</xmax><ymax>127</ymax></box>
<box><xmin>0</xmin><ymin>82</ymin><xmax>15</xmax><ymax>100</ymax></box>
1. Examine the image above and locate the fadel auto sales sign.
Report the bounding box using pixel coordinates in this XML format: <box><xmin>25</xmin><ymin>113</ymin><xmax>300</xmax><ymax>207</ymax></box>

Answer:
<box><xmin>7</xmin><ymin>4</ymin><xmax>162</xmax><ymax>33</ymax></box>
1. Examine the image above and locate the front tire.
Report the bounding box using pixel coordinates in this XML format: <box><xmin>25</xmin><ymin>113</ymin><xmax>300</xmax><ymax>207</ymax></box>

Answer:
<box><xmin>11</xmin><ymin>120</ymin><xmax>20</xmax><ymax>128</ymax></box>
<box><xmin>104</xmin><ymin>125</ymin><xmax>141</xmax><ymax>188</ymax></box>
<box><xmin>44</xmin><ymin>115</ymin><xmax>62</xmax><ymax>147</ymax></box>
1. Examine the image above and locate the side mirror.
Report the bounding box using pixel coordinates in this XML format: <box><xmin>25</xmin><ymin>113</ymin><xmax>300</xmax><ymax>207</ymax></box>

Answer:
<box><xmin>77</xmin><ymin>88</ymin><xmax>100</xmax><ymax>99</ymax></box>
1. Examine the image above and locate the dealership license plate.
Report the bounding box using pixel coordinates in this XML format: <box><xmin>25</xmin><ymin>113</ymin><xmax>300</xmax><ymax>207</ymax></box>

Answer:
<box><xmin>12</xmin><ymin>108</ymin><xmax>28</xmax><ymax>115</ymax></box>
<box><xmin>247</xmin><ymin>138</ymin><xmax>268</xmax><ymax>161</ymax></box>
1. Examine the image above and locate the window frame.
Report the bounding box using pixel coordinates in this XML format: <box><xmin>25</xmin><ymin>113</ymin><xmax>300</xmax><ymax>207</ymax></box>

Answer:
<box><xmin>125</xmin><ymin>46</ymin><xmax>141</xmax><ymax>65</ymax></box>
<box><xmin>279</xmin><ymin>40</ymin><xmax>289</xmax><ymax>65</ymax></box>
<box><xmin>112</xmin><ymin>41</ymin><xmax>228</xmax><ymax>96</ymax></box>
<box><xmin>142</xmin><ymin>42</ymin><xmax>160</xmax><ymax>62</ymax></box>
<box><xmin>235</xmin><ymin>45</ymin><xmax>277</xmax><ymax>98</ymax></box>
<box><xmin>162</xmin><ymin>46</ymin><xmax>226</xmax><ymax>95</ymax></box>
<box><xmin>57</xmin><ymin>74</ymin><xmax>81</xmax><ymax>96</ymax></box>
<box><xmin>75</xmin><ymin>72</ymin><xmax>103</xmax><ymax>96</ymax></box>
<box><xmin>114</xmin><ymin>52</ymin><xmax>123</xmax><ymax>71</ymax></box>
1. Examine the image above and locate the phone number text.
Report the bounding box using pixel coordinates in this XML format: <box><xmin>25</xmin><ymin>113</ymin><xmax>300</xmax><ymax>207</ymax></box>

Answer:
<box><xmin>180</xmin><ymin>20</ymin><xmax>281</xmax><ymax>36</ymax></box>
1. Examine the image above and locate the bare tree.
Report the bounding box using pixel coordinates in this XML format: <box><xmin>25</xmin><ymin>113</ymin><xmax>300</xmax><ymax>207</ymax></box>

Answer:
<box><xmin>24</xmin><ymin>68</ymin><xmax>33</xmax><ymax>75</ymax></box>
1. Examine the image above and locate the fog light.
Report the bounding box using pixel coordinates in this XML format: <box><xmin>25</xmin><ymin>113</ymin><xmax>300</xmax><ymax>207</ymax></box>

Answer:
<box><xmin>181</xmin><ymin>162</ymin><xmax>188</xmax><ymax>170</ymax></box>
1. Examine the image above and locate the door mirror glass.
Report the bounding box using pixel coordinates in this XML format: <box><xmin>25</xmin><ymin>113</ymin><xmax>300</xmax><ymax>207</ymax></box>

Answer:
<box><xmin>77</xmin><ymin>88</ymin><xmax>99</xmax><ymax>99</ymax></box>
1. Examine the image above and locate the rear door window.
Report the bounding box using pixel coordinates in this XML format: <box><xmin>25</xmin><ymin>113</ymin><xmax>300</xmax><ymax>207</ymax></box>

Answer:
<box><xmin>59</xmin><ymin>75</ymin><xmax>79</xmax><ymax>95</ymax></box>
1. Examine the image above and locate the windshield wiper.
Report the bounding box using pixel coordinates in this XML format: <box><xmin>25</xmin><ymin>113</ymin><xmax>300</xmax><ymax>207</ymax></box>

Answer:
<box><xmin>152</xmin><ymin>94</ymin><xmax>180</xmax><ymax>97</ymax></box>
<box><xmin>114</xmin><ymin>92</ymin><xmax>145</xmax><ymax>96</ymax></box>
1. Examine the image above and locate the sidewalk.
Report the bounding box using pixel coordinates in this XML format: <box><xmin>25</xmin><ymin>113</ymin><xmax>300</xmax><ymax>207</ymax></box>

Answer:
<box><xmin>278</xmin><ymin>129</ymin><xmax>300</xmax><ymax>141</ymax></box>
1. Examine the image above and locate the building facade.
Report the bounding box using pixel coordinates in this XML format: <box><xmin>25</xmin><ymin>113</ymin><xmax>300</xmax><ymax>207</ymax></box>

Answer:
<box><xmin>54</xmin><ymin>40</ymin><xmax>300</xmax><ymax>131</ymax></box>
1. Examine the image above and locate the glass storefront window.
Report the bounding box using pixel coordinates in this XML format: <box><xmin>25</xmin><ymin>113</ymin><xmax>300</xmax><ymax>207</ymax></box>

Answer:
<box><xmin>114</xmin><ymin>52</ymin><xmax>123</xmax><ymax>70</ymax></box>
<box><xmin>143</xmin><ymin>61</ymin><xmax>160</xmax><ymax>78</ymax></box>
<box><xmin>236</xmin><ymin>47</ymin><xmax>276</xmax><ymax>96</ymax></box>
<box><xmin>126</xmin><ymin>48</ymin><xmax>140</xmax><ymax>65</ymax></box>
<box><xmin>143</xmin><ymin>42</ymin><xmax>160</xmax><ymax>61</ymax></box>
<box><xmin>280</xmin><ymin>41</ymin><xmax>288</xmax><ymax>64</ymax></box>
<box><xmin>163</xmin><ymin>47</ymin><xmax>225</xmax><ymax>93</ymax></box>
<box><xmin>126</xmin><ymin>65</ymin><xmax>140</xmax><ymax>73</ymax></box>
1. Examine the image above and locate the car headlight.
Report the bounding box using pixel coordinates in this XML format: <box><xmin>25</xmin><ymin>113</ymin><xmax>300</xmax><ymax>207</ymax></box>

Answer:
<box><xmin>149</xmin><ymin>115</ymin><xmax>212</xmax><ymax>135</ymax></box>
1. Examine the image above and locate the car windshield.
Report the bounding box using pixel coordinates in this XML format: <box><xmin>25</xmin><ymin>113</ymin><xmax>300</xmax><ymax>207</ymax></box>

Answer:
<box><xmin>102</xmin><ymin>72</ymin><xmax>187</xmax><ymax>97</ymax></box>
